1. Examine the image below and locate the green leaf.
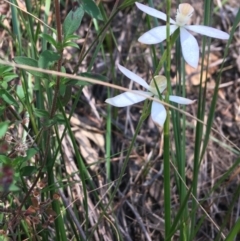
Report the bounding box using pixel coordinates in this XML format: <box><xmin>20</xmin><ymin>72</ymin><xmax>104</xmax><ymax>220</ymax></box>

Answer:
<box><xmin>0</xmin><ymin>66</ymin><xmax>13</xmax><ymax>74</ymax></box>
<box><xmin>119</xmin><ymin>0</ymin><xmax>135</xmax><ymax>9</ymax></box>
<box><xmin>33</xmin><ymin>108</ymin><xmax>50</xmax><ymax>118</ymax></box>
<box><xmin>53</xmin><ymin>113</ymin><xmax>65</xmax><ymax>124</ymax></box>
<box><xmin>0</xmin><ymin>155</ymin><xmax>11</xmax><ymax>164</ymax></box>
<box><xmin>3</xmin><ymin>73</ymin><xmax>18</xmax><ymax>82</ymax></box>
<box><xmin>20</xmin><ymin>166</ymin><xmax>37</xmax><ymax>176</ymax></box>
<box><xmin>59</xmin><ymin>85</ymin><xmax>72</xmax><ymax>105</ymax></box>
<box><xmin>12</xmin><ymin>149</ymin><xmax>38</xmax><ymax>166</ymax></box>
<box><xmin>12</xmin><ymin>156</ymin><xmax>25</xmax><ymax>166</ymax></box>
<box><xmin>63</xmin><ymin>41</ymin><xmax>79</xmax><ymax>49</ymax></box>
<box><xmin>0</xmin><ymin>66</ymin><xmax>18</xmax><ymax>89</ymax></box>
<box><xmin>25</xmin><ymin>148</ymin><xmax>39</xmax><ymax>160</ymax></box>
<box><xmin>64</xmin><ymin>34</ymin><xmax>80</xmax><ymax>42</ymax></box>
<box><xmin>64</xmin><ymin>79</ymin><xmax>91</xmax><ymax>87</ymax></box>
<box><xmin>9</xmin><ymin>184</ymin><xmax>19</xmax><ymax>192</ymax></box>
<box><xmin>14</xmin><ymin>56</ymin><xmax>44</xmax><ymax>77</ymax></box>
<box><xmin>0</xmin><ymin>122</ymin><xmax>9</xmax><ymax>139</ymax></box>
<box><xmin>82</xmin><ymin>0</ymin><xmax>103</xmax><ymax>20</ymax></box>
<box><xmin>38</xmin><ymin>50</ymin><xmax>60</xmax><ymax>69</ymax></box>
<box><xmin>0</xmin><ymin>89</ymin><xmax>18</xmax><ymax>107</ymax></box>
<box><xmin>16</xmin><ymin>85</ymin><xmax>25</xmax><ymax>100</ymax></box>
<box><xmin>40</xmin><ymin>33</ymin><xmax>58</xmax><ymax>48</ymax></box>
<box><xmin>225</xmin><ymin>218</ymin><xmax>240</xmax><ymax>241</ymax></box>
<box><xmin>0</xmin><ymin>235</ymin><xmax>10</xmax><ymax>241</ymax></box>
<box><xmin>0</xmin><ymin>106</ymin><xmax>5</xmax><ymax>116</ymax></box>
<box><xmin>63</xmin><ymin>5</ymin><xmax>84</xmax><ymax>37</ymax></box>
<box><xmin>80</xmin><ymin>72</ymin><xmax>108</xmax><ymax>82</ymax></box>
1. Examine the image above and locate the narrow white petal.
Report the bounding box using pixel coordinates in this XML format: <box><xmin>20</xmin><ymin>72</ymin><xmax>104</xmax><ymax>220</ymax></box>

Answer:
<box><xmin>105</xmin><ymin>91</ymin><xmax>152</xmax><ymax>107</ymax></box>
<box><xmin>138</xmin><ymin>25</ymin><xmax>178</xmax><ymax>44</ymax></box>
<box><xmin>185</xmin><ymin>25</ymin><xmax>229</xmax><ymax>40</ymax></box>
<box><xmin>135</xmin><ymin>2</ymin><xmax>175</xmax><ymax>24</ymax></box>
<box><xmin>118</xmin><ymin>64</ymin><xmax>150</xmax><ymax>90</ymax></box>
<box><xmin>180</xmin><ymin>28</ymin><xmax>199</xmax><ymax>68</ymax></box>
<box><xmin>151</xmin><ymin>101</ymin><xmax>167</xmax><ymax>127</ymax></box>
<box><xmin>169</xmin><ymin>95</ymin><xmax>195</xmax><ymax>105</ymax></box>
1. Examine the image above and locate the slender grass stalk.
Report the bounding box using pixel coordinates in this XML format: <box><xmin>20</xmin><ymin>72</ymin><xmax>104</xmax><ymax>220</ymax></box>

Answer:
<box><xmin>87</xmin><ymin>8</ymin><xmax>117</xmax><ymax>71</ymax></box>
<box><xmin>58</xmin><ymin>100</ymin><xmax>90</xmax><ymax>237</ymax></box>
<box><xmin>49</xmin><ymin>172</ymin><xmax>68</xmax><ymax>241</ymax></box>
<box><xmin>11</xmin><ymin>0</ymin><xmax>39</xmax><ymax>137</ymax></box>
<box><xmin>42</xmin><ymin>0</ymin><xmax>51</xmax><ymax>51</ymax></box>
<box><xmin>90</xmin><ymin>5</ymin><xmax>113</xmax><ymax>183</ymax></box>
<box><xmin>166</xmin><ymin>186</ymin><xmax>192</xmax><ymax>241</ymax></box>
<box><xmin>42</xmin><ymin>0</ymin><xmax>52</xmax><ymax>111</ymax></box>
<box><xmin>148</xmin><ymin>0</ymin><xmax>165</xmax><ymax>71</ymax></box>
<box><xmin>181</xmin><ymin>71</ymin><xmax>188</xmax><ymax>240</ymax></box>
<box><xmin>106</xmin><ymin>90</ymin><xmax>112</xmax><ymax>180</ymax></box>
<box><xmin>200</xmin><ymin>8</ymin><xmax>240</xmax><ymax>161</ymax></box>
<box><xmin>215</xmin><ymin>181</ymin><xmax>240</xmax><ymax>241</ymax></box>
<box><xmin>190</xmin><ymin>1</ymin><xmax>212</xmax><ymax>238</ymax></box>
<box><xmin>173</xmin><ymin>38</ymin><xmax>189</xmax><ymax>239</ymax></box>
<box><xmin>25</xmin><ymin>0</ymin><xmax>37</xmax><ymax>57</ymax></box>
<box><xmin>10</xmin><ymin>0</ymin><xmax>21</xmax><ymax>52</ymax></box>
<box><xmin>163</xmin><ymin>0</ymin><xmax>171</xmax><ymax>237</ymax></box>
<box><xmin>155</xmin><ymin>29</ymin><xmax>179</xmax><ymax>74</ymax></box>
<box><xmin>74</xmin><ymin>0</ymin><xmax>120</xmax><ymax>73</ymax></box>
<box><xmin>24</xmin><ymin>0</ymin><xmax>45</xmax><ymax>115</ymax></box>
<box><xmin>225</xmin><ymin>218</ymin><xmax>240</xmax><ymax>241</ymax></box>
<box><xmin>103</xmin><ymin>100</ymin><xmax>151</xmax><ymax>211</ymax></box>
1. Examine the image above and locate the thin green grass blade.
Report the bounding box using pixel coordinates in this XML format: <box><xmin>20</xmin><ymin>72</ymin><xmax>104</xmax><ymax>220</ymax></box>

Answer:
<box><xmin>106</xmin><ymin>87</ymin><xmax>112</xmax><ymax>182</ymax></box>
<box><xmin>49</xmin><ymin>174</ymin><xmax>68</xmax><ymax>241</ymax></box>
<box><xmin>105</xmin><ymin>65</ymin><xmax>116</xmax><ymax>182</ymax></box>
<box><xmin>215</xmin><ymin>182</ymin><xmax>240</xmax><ymax>241</ymax></box>
<box><xmin>154</xmin><ymin>29</ymin><xmax>179</xmax><ymax>75</ymax></box>
<box><xmin>200</xmin><ymin>8</ymin><xmax>240</xmax><ymax>161</ymax></box>
<box><xmin>163</xmin><ymin>0</ymin><xmax>172</xmax><ymax>237</ymax></box>
<box><xmin>74</xmin><ymin>1</ymin><xmax>119</xmax><ymax>72</ymax></box>
<box><xmin>58</xmin><ymin>100</ymin><xmax>90</xmax><ymax>236</ymax></box>
<box><xmin>10</xmin><ymin>0</ymin><xmax>22</xmax><ymax>51</ymax></box>
<box><xmin>166</xmin><ymin>186</ymin><xmax>192</xmax><ymax>241</ymax></box>
<box><xmin>224</xmin><ymin>218</ymin><xmax>240</xmax><ymax>241</ymax></box>
<box><xmin>148</xmin><ymin>0</ymin><xmax>166</xmax><ymax>71</ymax></box>
<box><xmin>25</xmin><ymin>0</ymin><xmax>38</xmax><ymax>57</ymax></box>
<box><xmin>190</xmin><ymin>1</ymin><xmax>212</xmax><ymax>238</ymax></box>
<box><xmin>42</xmin><ymin>0</ymin><xmax>51</xmax><ymax>51</ymax></box>
<box><xmin>173</xmin><ymin>40</ymin><xmax>189</xmax><ymax>240</ymax></box>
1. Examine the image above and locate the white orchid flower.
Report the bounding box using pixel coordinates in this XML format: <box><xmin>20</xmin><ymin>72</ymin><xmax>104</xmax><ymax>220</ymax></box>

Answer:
<box><xmin>136</xmin><ymin>2</ymin><xmax>229</xmax><ymax>68</ymax></box>
<box><xmin>105</xmin><ymin>64</ymin><xmax>194</xmax><ymax>127</ymax></box>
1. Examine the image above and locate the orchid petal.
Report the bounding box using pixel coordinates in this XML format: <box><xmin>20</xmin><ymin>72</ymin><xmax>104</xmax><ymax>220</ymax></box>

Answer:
<box><xmin>105</xmin><ymin>91</ymin><xmax>152</xmax><ymax>107</ymax></box>
<box><xmin>180</xmin><ymin>27</ymin><xmax>199</xmax><ymax>68</ymax></box>
<box><xmin>138</xmin><ymin>25</ymin><xmax>178</xmax><ymax>44</ymax></box>
<box><xmin>169</xmin><ymin>95</ymin><xmax>195</xmax><ymax>105</ymax></box>
<box><xmin>135</xmin><ymin>2</ymin><xmax>175</xmax><ymax>24</ymax></box>
<box><xmin>185</xmin><ymin>25</ymin><xmax>229</xmax><ymax>40</ymax></box>
<box><xmin>118</xmin><ymin>64</ymin><xmax>150</xmax><ymax>90</ymax></box>
<box><xmin>151</xmin><ymin>101</ymin><xmax>167</xmax><ymax>127</ymax></box>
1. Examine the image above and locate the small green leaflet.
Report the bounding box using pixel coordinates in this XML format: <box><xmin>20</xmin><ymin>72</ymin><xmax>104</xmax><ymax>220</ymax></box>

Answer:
<box><xmin>63</xmin><ymin>4</ymin><xmax>84</xmax><ymax>38</ymax></box>
<box><xmin>0</xmin><ymin>121</ymin><xmax>9</xmax><ymax>139</ymax></box>
<box><xmin>81</xmin><ymin>0</ymin><xmax>103</xmax><ymax>20</ymax></box>
<box><xmin>38</xmin><ymin>50</ymin><xmax>60</xmax><ymax>69</ymax></box>
<box><xmin>0</xmin><ymin>89</ymin><xmax>19</xmax><ymax>107</ymax></box>
<box><xmin>14</xmin><ymin>56</ymin><xmax>44</xmax><ymax>78</ymax></box>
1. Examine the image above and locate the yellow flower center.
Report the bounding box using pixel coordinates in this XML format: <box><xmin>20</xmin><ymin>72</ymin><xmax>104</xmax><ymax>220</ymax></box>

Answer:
<box><xmin>149</xmin><ymin>75</ymin><xmax>167</xmax><ymax>96</ymax></box>
<box><xmin>176</xmin><ymin>3</ymin><xmax>194</xmax><ymax>26</ymax></box>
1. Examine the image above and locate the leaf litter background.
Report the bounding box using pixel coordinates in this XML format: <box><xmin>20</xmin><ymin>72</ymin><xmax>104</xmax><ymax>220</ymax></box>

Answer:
<box><xmin>0</xmin><ymin>0</ymin><xmax>240</xmax><ymax>240</ymax></box>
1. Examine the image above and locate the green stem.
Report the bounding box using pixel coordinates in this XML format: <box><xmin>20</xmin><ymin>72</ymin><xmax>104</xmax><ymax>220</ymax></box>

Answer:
<box><xmin>163</xmin><ymin>0</ymin><xmax>171</xmax><ymax>237</ymax></box>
